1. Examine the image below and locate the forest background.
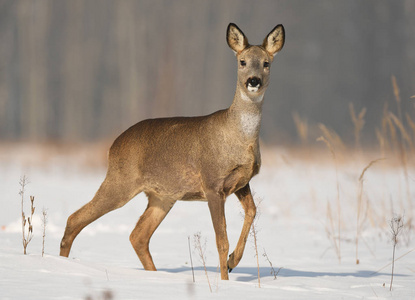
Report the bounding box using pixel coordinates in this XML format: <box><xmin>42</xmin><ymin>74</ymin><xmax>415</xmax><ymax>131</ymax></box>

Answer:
<box><xmin>1</xmin><ymin>0</ymin><xmax>414</xmax><ymax>146</ymax></box>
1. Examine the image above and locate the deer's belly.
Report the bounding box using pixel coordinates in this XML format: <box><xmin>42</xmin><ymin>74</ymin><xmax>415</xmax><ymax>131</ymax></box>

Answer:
<box><xmin>143</xmin><ymin>166</ymin><xmax>206</xmax><ymax>201</ymax></box>
<box><xmin>142</xmin><ymin>155</ymin><xmax>260</xmax><ymax>201</ymax></box>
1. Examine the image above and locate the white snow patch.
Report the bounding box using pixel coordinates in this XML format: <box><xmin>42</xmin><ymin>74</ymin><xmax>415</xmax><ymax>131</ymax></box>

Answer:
<box><xmin>1</xmin><ymin>149</ymin><xmax>415</xmax><ymax>299</ymax></box>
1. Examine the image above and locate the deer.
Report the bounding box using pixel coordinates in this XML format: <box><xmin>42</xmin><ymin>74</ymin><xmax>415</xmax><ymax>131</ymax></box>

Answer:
<box><xmin>60</xmin><ymin>23</ymin><xmax>285</xmax><ymax>280</ymax></box>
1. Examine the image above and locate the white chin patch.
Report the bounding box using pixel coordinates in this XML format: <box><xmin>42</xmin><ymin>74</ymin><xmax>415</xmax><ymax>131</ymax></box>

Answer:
<box><xmin>247</xmin><ymin>84</ymin><xmax>260</xmax><ymax>93</ymax></box>
<box><xmin>240</xmin><ymin>90</ymin><xmax>264</xmax><ymax>103</ymax></box>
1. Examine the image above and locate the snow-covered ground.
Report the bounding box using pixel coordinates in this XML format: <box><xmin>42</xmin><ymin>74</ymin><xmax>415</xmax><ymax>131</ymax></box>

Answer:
<box><xmin>1</xmin><ymin>145</ymin><xmax>414</xmax><ymax>299</ymax></box>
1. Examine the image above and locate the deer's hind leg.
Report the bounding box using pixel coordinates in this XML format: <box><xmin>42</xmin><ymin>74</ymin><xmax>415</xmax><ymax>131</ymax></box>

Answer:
<box><xmin>227</xmin><ymin>183</ymin><xmax>256</xmax><ymax>272</ymax></box>
<box><xmin>129</xmin><ymin>193</ymin><xmax>176</xmax><ymax>271</ymax></box>
<box><xmin>60</xmin><ymin>174</ymin><xmax>142</xmax><ymax>257</ymax></box>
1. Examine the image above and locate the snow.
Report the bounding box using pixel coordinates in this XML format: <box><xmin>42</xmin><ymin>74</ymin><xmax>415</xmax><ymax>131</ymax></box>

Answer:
<box><xmin>1</xmin><ymin>145</ymin><xmax>415</xmax><ymax>299</ymax></box>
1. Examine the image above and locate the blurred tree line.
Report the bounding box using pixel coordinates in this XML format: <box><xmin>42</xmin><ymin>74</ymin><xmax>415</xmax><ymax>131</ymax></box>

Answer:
<box><xmin>0</xmin><ymin>0</ymin><xmax>414</xmax><ymax>145</ymax></box>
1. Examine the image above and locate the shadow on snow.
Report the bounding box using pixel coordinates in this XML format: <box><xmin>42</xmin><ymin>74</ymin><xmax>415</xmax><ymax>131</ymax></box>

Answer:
<box><xmin>158</xmin><ymin>266</ymin><xmax>404</xmax><ymax>282</ymax></box>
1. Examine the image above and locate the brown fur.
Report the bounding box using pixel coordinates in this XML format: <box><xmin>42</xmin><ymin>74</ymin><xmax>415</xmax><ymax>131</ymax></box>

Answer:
<box><xmin>60</xmin><ymin>23</ymin><xmax>285</xmax><ymax>280</ymax></box>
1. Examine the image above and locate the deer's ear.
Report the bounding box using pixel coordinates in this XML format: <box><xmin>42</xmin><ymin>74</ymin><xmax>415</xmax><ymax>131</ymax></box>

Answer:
<box><xmin>227</xmin><ymin>23</ymin><xmax>249</xmax><ymax>54</ymax></box>
<box><xmin>262</xmin><ymin>24</ymin><xmax>285</xmax><ymax>57</ymax></box>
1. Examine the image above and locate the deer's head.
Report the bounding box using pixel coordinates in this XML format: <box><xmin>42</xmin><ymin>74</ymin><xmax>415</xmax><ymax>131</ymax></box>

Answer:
<box><xmin>227</xmin><ymin>23</ymin><xmax>285</xmax><ymax>102</ymax></box>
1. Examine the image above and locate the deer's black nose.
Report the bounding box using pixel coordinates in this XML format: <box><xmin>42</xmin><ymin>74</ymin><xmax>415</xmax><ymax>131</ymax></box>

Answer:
<box><xmin>247</xmin><ymin>77</ymin><xmax>261</xmax><ymax>87</ymax></box>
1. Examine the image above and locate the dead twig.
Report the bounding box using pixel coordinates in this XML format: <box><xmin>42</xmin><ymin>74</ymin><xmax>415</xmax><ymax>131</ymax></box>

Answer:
<box><xmin>42</xmin><ymin>207</ymin><xmax>48</xmax><ymax>257</ymax></box>
<box><xmin>389</xmin><ymin>215</ymin><xmax>404</xmax><ymax>291</ymax></box>
<box><xmin>188</xmin><ymin>236</ymin><xmax>195</xmax><ymax>282</ymax></box>
<box><xmin>193</xmin><ymin>232</ymin><xmax>212</xmax><ymax>292</ymax></box>
<box><xmin>263</xmin><ymin>249</ymin><xmax>281</xmax><ymax>280</ymax></box>
<box><xmin>19</xmin><ymin>176</ymin><xmax>35</xmax><ymax>255</ymax></box>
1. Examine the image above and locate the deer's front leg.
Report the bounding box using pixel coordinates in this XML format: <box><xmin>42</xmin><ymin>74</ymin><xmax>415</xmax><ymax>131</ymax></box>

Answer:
<box><xmin>228</xmin><ymin>184</ymin><xmax>256</xmax><ymax>272</ymax></box>
<box><xmin>207</xmin><ymin>191</ymin><xmax>229</xmax><ymax>280</ymax></box>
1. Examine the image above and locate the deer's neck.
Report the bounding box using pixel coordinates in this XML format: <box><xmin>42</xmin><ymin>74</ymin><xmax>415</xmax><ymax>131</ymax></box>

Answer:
<box><xmin>228</xmin><ymin>86</ymin><xmax>264</xmax><ymax>140</ymax></box>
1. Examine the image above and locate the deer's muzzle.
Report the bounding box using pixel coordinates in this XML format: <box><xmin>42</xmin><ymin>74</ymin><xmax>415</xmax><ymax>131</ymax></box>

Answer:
<box><xmin>246</xmin><ymin>77</ymin><xmax>262</xmax><ymax>92</ymax></box>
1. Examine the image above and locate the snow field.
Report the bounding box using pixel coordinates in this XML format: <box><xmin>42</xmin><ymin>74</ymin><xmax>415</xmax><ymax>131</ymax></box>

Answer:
<box><xmin>1</xmin><ymin>146</ymin><xmax>414</xmax><ymax>299</ymax></box>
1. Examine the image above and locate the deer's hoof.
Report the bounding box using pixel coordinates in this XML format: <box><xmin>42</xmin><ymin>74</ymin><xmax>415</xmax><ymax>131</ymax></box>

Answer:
<box><xmin>227</xmin><ymin>252</ymin><xmax>236</xmax><ymax>272</ymax></box>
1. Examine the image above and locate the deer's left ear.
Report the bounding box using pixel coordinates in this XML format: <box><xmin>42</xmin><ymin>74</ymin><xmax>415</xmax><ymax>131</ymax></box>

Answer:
<box><xmin>262</xmin><ymin>24</ymin><xmax>285</xmax><ymax>57</ymax></box>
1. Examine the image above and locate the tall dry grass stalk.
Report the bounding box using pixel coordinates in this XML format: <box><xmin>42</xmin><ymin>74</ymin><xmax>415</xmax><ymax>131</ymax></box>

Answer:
<box><xmin>318</xmin><ymin>135</ymin><xmax>342</xmax><ymax>262</ymax></box>
<box><xmin>405</xmin><ymin>113</ymin><xmax>415</xmax><ymax>152</ymax></box>
<box><xmin>251</xmin><ymin>221</ymin><xmax>261</xmax><ymax>288</ymax></box>
<box><xmin>356</xmin><ymin>158</ymin><xmax>384</xmax><ymax>264</ymax></box>
<box><xmin>318</xmin><ymin>124</ymin><xmax>345</xmax><ymax>155</ymax></box>
<box><xmin>390</xmin><ymin>113</ymin><xmax>412</xmax><ymax>213</ymax></box>
<box><xmin>382</xmin><ymin>103</ymin><xmax>398</xmax><ymax>152</ymax></box>
<box><xmin>375</xmin><ymin>128</ymin><xmax>386</xmax><ymax>158</ymax></box>
<box><xmin>250</xmin><ymin>197</ymin><xmax>262</xmax><ymax>288</ymax></box>
<box><xmin>391</xmin><ymin>75</ymin><xmax>402</xmax><ymax>121</ymax></box>
<box><xmin>325</xmin><ymin>201</ymin><xmax>341</xmax><ymax>261</ymax></box>
<box><xmin>389</xmin><ymin>113</ymin><xmax>413</xmax><ymax>149</ymax></box>
<box><xmin>292</xmin><ymin>112</ymin><xmax>308</xmax><ymax>145</ymax></box>
<box><xmin>390</xmin><ymin>77</ymin><xmax>413</xmax><ymax>220</ymax></box>
<box><xmin>349</xmin><ymin>102</ymin><xmax>366</xmax><ymax>149</ymax></box>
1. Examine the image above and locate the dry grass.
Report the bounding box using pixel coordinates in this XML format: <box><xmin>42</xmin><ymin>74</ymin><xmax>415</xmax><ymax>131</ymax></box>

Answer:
<box><xmin>375</xmin><ymin>128</ymin><xmax>387</xmax><ymax>158</ymax></box>
<box><xmin>391</xmin><ymin>75</ymin><xmax>402</xmax><ymax>120</ymax></box>
<box><xmin>382</xmin><ymin>102</ymin><xmax>398</xmax><ymax>152</ymax></box>
<box><xmin>355</xmin><ymin>158</ymin><xmax>384</xmax><ymax>264</ymax></box>
<box><xmin>251</xmin><ymin>220</ymin><xmax>261</xmax><ymax>288</ymax></box>
<box><xmin>317</xmin><ymin>135</ymin><xmax>342</xmax><ymax>262</ymax></box>
<box><xmin>406</xmin><ymin>113</ymin><xmax>415</xmax><ymax>147</ymax></box>
<box><xmin>317</xmin><ymin>124</ymin><xmax>345</xmax><ymax>155</ymax></box>
<box><xmin>292</xmin><ymin>112</ymin><xmax>308</xmax><ymax>145</ymax></box>
<box><xmin>249</xmin><ymin>197</ymin><xmax>263</xmax><ymax>288</ymax></box>
<box><xmin>325</xmin><ymin>201</ymin><xmax>341</xmax><ymax>261</ymax></box>
<box><xmin>389</xmin><ymin>113</ymin><xmax>413</xmax><ymax>149</ymax></box>
<box><xmin>389</xmin><ymin>77</ymin><xmax>413</xmax><ymax>222</ymax></box>
<box><xmin>349</xmin><ymin>102</ymin><xmax>367</xmax><ymax>149</ymax></box>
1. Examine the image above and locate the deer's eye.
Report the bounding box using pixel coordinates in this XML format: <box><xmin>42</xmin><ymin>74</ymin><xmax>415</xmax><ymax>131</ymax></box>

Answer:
<box><xmin>240</xmin><ymin>60</ymin><xmax>246</xmax><ymax>67</ymax></box>
<box><xmin>263</xmin><ymin>61</ymin><xmax>270</xmax><ymax>68</ymax></box>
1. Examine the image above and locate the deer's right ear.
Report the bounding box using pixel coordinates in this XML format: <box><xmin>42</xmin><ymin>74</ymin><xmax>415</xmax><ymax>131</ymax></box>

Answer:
<box><xmin>227</xmin><ymin>23</ymin><xmax>249</xmax><ymax>55</ymax></box>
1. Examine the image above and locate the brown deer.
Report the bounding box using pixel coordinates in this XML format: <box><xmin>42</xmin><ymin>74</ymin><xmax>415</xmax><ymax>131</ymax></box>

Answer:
<box><xmin>60</xmin><ymin>23</ymin><xmax>285</xmax><ymax>280</ymax></box>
